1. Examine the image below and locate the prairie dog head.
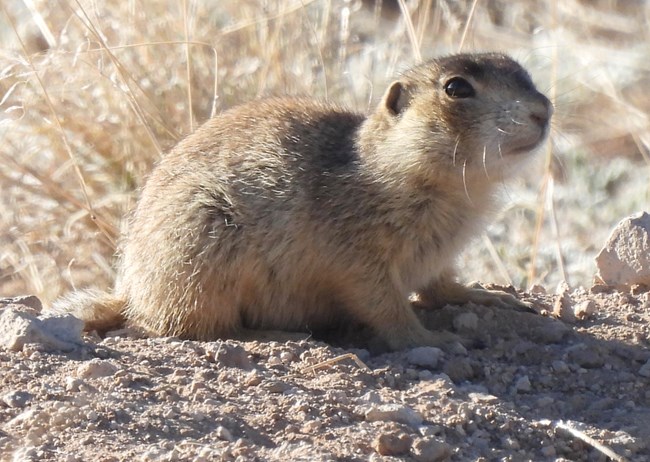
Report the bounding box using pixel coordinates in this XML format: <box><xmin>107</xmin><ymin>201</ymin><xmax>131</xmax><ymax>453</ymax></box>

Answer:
<box><xmin>365</xmin><ymin>53</ymin><xmax>552</xmax><ymax>184</ymax></box>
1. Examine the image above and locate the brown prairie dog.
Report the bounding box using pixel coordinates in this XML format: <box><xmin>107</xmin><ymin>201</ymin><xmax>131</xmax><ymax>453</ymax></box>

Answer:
<box><xmin>54</xmin><ymin>53</ymin><xmax>552</xmax><ymax>351</ymax></box>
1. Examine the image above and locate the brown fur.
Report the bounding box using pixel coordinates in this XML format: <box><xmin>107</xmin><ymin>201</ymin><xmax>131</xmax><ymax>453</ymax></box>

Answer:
<box><xmin>52</xmin><ymin>53</ymin><xmax>552</xmax><ymax>350</ymax></box>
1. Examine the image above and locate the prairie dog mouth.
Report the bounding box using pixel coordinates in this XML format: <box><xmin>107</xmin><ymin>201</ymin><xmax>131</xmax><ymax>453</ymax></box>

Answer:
<box><xmin>499</xmin><ymin>95</ymin><xmax>553</xmax><ymax>156</ymax></box>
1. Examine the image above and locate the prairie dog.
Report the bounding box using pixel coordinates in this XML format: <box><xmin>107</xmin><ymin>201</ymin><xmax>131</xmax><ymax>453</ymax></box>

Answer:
<box><xmin>54</xmin><ymin>53</ymin><xmax>552</xmax><ymax>350</ymax></box>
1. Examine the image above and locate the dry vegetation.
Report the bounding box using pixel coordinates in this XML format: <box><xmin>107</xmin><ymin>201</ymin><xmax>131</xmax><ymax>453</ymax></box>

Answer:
<box><xmin>0</xmin><ymin>0</ymin><xmax>649</xmax><ymax>304</ymax></box>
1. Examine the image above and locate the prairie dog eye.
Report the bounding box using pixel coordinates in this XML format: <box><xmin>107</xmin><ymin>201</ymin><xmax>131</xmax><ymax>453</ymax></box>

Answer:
<box><xmin>444</xmin><ymin>77</ymin><xmax>475</xmax><ymax>98</ymax></box>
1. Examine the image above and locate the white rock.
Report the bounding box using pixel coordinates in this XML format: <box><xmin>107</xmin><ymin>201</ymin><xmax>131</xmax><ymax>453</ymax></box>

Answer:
<box><xmin>213</xmin><ymin>342</ymin><xmax>253</xmax><ymax>370</ymax></box>
<box><xmin>77</xmin><ymin>359</ymin><xmax>119</xmax><ymax>379</ymax></box>
<box><xmin>453</xmin><ymin>312</ymin><xmax>478</xmax><ymax>331</ymax></box>
<box><xmin>357</xmin><ymin>391</ymin><xmax>382</xmax><ymax>404</ymax></box>
<box><xmin>0</xmin><ymin>295</ymin><xmax>42</xmax><ymax>312</ymax></box>
<box><xmin>0</xmin><ymin>308</ymin><xmax>83</xmax><ymax>352</ymax></box>
<box><xmin>40</xmin><ymin>314</ymin><xmax>84</xmax><ymax>343</ymax></box>
<box><xmin>595</xmin><ymin>212</ymin><xmax>650</xmax><ymax>287</ymax></box>
<box><xmin>406</xmin><ymin>346</ymin><xmax>443</xmax><ymax>368</ymax></box>
<box><xmin>215</xmin><ymin>425</ymin><xmax>234</xmax><ymax>441</ymax></box>
<box><xmin>2</xmin><ymin>390</ymin><xmax>33</xmax><ymax>408</ymax></box>
<box><xmin>364</xmin><ymin>403</ymin><xmax>423</xmax><ymax>428</ymax></box>
<box><xmin>574</xmin><ymin>300</ymin><xmax>597</xmax><ymax>320</ymax></box>
<box><xmin>411</xmin><ymin>437</ymin><xmax>452</xmax><ymax>462</ymax></box>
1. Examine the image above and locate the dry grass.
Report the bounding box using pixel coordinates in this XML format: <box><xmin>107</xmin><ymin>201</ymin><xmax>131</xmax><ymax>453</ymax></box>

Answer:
<box><xmin>0</xmin><ymin>0</ymin><xmax>648</xmax><ymax>304</ymax></box>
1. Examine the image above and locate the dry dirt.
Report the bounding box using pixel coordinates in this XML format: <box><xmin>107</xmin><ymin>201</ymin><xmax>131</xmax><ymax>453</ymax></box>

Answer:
<box><xmin>1</xmin><ymin>285</ymin><xmax>649</xmax><ymax>462</ymax></box>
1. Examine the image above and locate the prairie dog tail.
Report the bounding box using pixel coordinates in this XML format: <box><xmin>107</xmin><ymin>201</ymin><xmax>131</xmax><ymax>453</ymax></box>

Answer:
<box><xmin>49</xmin><ymin>289</ymin><xmax>126</xmax><ymax>333</ymax></box>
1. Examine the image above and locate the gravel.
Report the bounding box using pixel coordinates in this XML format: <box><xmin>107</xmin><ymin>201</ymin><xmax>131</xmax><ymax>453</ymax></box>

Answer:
<box><xmin>1</xmin><ymin>286</ymin><xmax>649</xmax><ymax>461</ymax></box>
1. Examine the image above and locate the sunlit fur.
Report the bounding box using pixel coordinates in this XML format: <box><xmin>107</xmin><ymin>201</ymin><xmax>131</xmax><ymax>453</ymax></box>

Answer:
<box><xmin>53</xmin><ymin>53</ymin><xmax>552</xmax><ymax>350</ymax></box>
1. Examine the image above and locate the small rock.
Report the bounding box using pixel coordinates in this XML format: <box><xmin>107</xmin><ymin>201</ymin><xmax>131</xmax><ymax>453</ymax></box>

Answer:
<box><xmin>443</xmin><ymin>357</ymin><xmax>474</xmax><ymax>383</ymax></box>
<box><xmin>530</xmin><ymin>320</ymin><xmax>570</xmax><ymax>344</ymax></box>
<box><xmin>244</xmin><ymin>370</ymin><xmax>263</xmax><ymax>387</ymax></box>
<box><xmin>365</xmin><ymin>404</ymin><xmax>423</xmax><ymax>428</ymax></box>
<box><xmin>213</xmin><ymin>343</ymin><xmax>253</xmax><ymax>370</ymax></box>
<box><xmin>501</xmin><ymin>436</ymin><xmax>520</xmax><ymax>450</ymax></box>
<box><xmin>279</xmin><ymin>351</ymin><xmax>297</xmax><ymax>363</ymax></box>
<box><xmin>537</xmin><ymin>396</ymin><xmax>554</xmax><ymax>407</ymax></box>
<box><xmin>595</xmin><ymin>211</ymin><xmax>650</xmax><ymax>287</ymax></box>
<box><xmin>372</xmin><ymin>430</ymin><xmax>412</xmax><ymax>456</ymax></box>
<box><xmin>452</xmin><ymin>312</ymin><xmax>478</xmax><ymax>331</ymax></box>
<box><xmin>574</xmin><ymin>300</ymin><xmax>597</xmax><ymax>320</ymax></box>
<box><xmin>566</xmin><ymin>344</ymin><xmax>604</xmax><ymax>369</ymax></box>
<box><xmin>514</xmin><ymin>375</ymin><xmax>532</xmax><ymax>393</ymax></box>
<box><xmin>357</xmin><ymin>391</ymin><xmax>382</xmax><ymax>404</ymax></box>
<box><xmin>0</xmin><ymin>308</ymin><xmax>83</xmax><ymax>352</ymax></box>
<box><xmin>40</xmin><ymin>315</ymin><xmax>84</xmax><ymax>343</ymax></box>
<box><xmin>407</xmin><ymin>347</ymin><xmax>442</xmax><ymax>369</ymax></box>
<box><xmin>263</xmin><ymin>380</ymin><xmax>291</xmax><ymax>394</ymax></box>
<box><xmin>411</xmin><ymin>437</ymin><xmax>452</xmax><ymax>462</ymax></box>
<box><xmin>2</xmin><ymin>391</ymin><xmax>33</xmax><ymax>408</ymax></box>
<box><xmin>0</xmin><ymin>295</ymin><xmax>42</xmax><ymax>312</ymax></box>
<box><xmin>215</xmin><ymin>425</ymin><xmax>234</xmax><ymax>441</ymax></box>
<box><xmin>551</xmin><ymin>360</ymin><xmax>570</xmax><ymax>373</ymax></box>
<box><xmin>468</xmin><ymin>392</ymin><xmax>499</xmax><ymax>403</ymax></box>
<box><xmin>553</xmin><ymin>281</ymin><xmax>574</xmax><ymax>322</ymax></box>
<box><xmin>65</xmin><ymin>377</ymin><xmax>85</xmax><ymax>392</ymax></box>
<box><xmin>541</xmin><ymin>445</ymin><xmax>556</xmax><ymax>457</ymax></box>
<box><xmin>77</xmin><ymin>359</ymin><xmax>119</xmax><ymax>379</ymax></box>
<box><xmin>638</xmin><ymin>359</ymin><xmax>650</xmax><ymax>378</ymax></box>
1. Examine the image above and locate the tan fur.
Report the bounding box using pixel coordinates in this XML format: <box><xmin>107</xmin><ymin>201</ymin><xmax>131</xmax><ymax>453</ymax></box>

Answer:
<box><xmin>52</xmin><ymin>53</ymin><xmax>552</xmax><ymax>350</ymax></box>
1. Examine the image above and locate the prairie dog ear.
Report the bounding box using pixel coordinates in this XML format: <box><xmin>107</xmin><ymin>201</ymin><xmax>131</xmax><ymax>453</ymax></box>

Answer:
<box><xmin>382</xmin><ymin>81</ymin><xmax>410</xmax><ymax>116</ymax></box>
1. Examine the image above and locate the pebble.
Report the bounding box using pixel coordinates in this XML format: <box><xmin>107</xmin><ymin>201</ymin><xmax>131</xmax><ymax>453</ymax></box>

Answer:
<box><xmin>263</xmin><ymin>380</ymin><xmax>291</xmax><ymax>394</ymax></box>
<box><xmin>536</xmin><ymin>396</ymin><xmax>555</xmax><ymax>407</ymax></box>
<box><xmin>541</xmin><ymin>445</ymin><xmax>556</xmax><ymax>457</ymax></box>
<box><xmin>0</xmin><ymin>308</ymin><xmax>83</xmax><ymax>352</ymax></box>
<box><xmin>411</xmin><ymin>437</ymin><xmax>452</xmax><ymax>462</ymax></box>
<box><xmin>468</xmin><ymin>392</ymin><xmax>499</xmax><ymax>403</ymax></box>
<box><xmin>530</xmin><ymin>320</ymin><xmax>570</xmax><ymax>344</ymax></box>
<box><xmin>638</xmin><ymin>359</ymin><xmax>650</xmax><ymax>378</ymax></box>
<box><xmin>551</xmin><ymin>360</ymin><xmax>570</xmax><ymax>373</ymax></box>
<box><xmin>77</xmin><ymin>359</ymin><xmax>119</xmax><ymax>379</ymax></box>
<box><xmin>574</xmin><ymin>300</ymin><xmax>597</xmax><ymax>320</ymax></box>
<box><xmin>453</xmin><ymin>312</ymin><xmax>478</xmax><ymax>331</ymax></box>
<box><xmin>213</xmin><ymin>343</ymin><xmax>253</xmax><ymax>370</ymax></box>
<box><xmin>365</xmin><ymin>404</ymin><xmax>423</xmax><ymax>428</ymax></box>
<box><xmin>357</xmin><ymin>391</ymin><xmax>382</xmax><ymax>404</ymax></box>
<box><xmin>443</xmin><ymin>357</ymin><xmax>474</xmax><ymax>383</ymax></box>
<box><xmin>553</xmin><ymin>281</ymin><xmax>574</xmax><ymax>322</ymax></box>
<box><xmin>244</xmin><ymin>370</ymin><xmax>263</xmax><ymax>387</ymax></box>
<box><xmin>566</xmin><ymin>344</ymin><xmax>604</xmax><ymax>369</ymax></box>
<box><xmin>2</xmin><ymin>390</ymin><xmax>33</xmax><ymax>408</ymax></box>
<box><xmin>514</xmin><ymin>375</ymin><xmax>532</xmax><ymax>393</ymax></box>
<box><xmin>595</xmin><ymin>211</ymin><xmax>650</xmax><ymax>287</ymax></box>
<box><xmin>215</xmin><ymin>425</ymin><xmax>234</xmax><ymax>441</ymax></box>
<box><xmin>0</xmin><ymin>295</ymin><xmax>42</xmax><ymax>312</ymax></box>
<box><xmin>501</xmin><ymin>436</ymin><xmax>520</xmax><ymax>450</ymax></box>
<box><xmin>407</xmin><ymin>346</ymin><xmax>443</xmax><ymax>368</ymax></box>
<box><xmin>280</xmin><ymin>351</ymin><xmax>297</xmax><ymax>364</ymax></box>
<box><xmin>372</xmin><ymin>430</ymin><xmax>412</xmax><ymax>456</ymax></box>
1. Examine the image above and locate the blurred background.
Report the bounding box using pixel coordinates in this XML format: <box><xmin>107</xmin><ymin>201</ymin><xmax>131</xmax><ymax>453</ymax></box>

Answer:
<box><xmin>0</xmin><ymin>0</ymin><xmax>648</xmax><ymax>304</ymax></box>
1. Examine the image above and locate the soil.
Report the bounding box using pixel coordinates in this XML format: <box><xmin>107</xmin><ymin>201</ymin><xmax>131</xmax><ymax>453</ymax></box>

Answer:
<box><xmin>1</xmin><ymin>285</ymin><xmax>649</xmax><ymax>462</ymax></box>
